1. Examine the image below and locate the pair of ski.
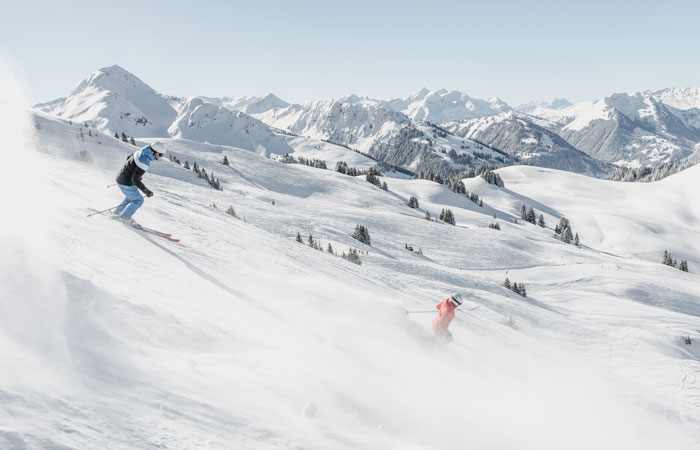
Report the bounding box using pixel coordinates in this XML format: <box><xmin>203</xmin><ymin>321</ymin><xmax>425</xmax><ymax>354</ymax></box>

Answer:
<box><xmin>87</xmin><ymin>208</ymin><xmax>180</xmax><ymax>243</ymax></box>
<box><xmin>132</xmin><ymin>223</ymin><xmax>180</xmax><ymax>243</ymax></box>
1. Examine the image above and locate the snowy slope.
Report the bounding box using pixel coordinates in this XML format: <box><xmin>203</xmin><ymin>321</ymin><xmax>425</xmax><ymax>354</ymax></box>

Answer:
<box><xmin>167</xmin><ymin>97</ymin><xmax>294</xmax><ymax>156</ymax></box>
<box><xmin>4</xmin><ymin>74</ymin><xmax>700</xmax><ymax>449</ymax></box>
<box><xmin>487</xmin><ymin>165</ymin><xmax>700</xmax><ymax>268</ymax></box>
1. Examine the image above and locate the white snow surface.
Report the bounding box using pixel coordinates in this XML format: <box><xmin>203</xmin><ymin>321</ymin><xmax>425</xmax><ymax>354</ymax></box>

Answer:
<box><xmin>4</xmin><ymin>66</ymin><xmax>700</xmax><ymax>448</ymax></box>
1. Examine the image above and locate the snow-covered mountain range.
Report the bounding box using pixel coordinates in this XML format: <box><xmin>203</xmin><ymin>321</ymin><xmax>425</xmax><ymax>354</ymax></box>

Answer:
<box><xmin>37</xmin><ymin>66</ymin><xmax>511</xmax><ymax>178</ymax></box>
<box><xmin>37</xmin><ymin>65</ymin><xmax>700</xmax><ymax>176</ymax></box>
<box><xmin>523</xmin><ymin>90</ymin><xmax>700</xmax><ymax>165</ymax></box>
<box><xmin>442</xmin><ymin>113</ymin><xmax>609</xmax><ymax>177</ymax></box>
<box><xmin>379</xmin><ymin>87</ymin><xmax>512</xmax><ymax>123</ymax></box>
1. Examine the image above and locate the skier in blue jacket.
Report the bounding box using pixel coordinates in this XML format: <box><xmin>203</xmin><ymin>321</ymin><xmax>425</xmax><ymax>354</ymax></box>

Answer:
<box><xmin>113</xmin><ymin>141</ymin><xmax>166</xmax><ymax>225</ymax></box>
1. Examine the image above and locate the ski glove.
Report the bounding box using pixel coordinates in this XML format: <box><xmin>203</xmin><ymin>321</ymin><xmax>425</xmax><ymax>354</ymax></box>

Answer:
<box><xmin>144</xmin><ymin>189</ymin><xmax>154</xmax><ymax>198</ymax></box>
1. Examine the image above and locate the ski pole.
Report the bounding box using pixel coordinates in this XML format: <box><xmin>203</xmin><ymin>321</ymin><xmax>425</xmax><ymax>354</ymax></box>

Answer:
<box><xmin>106</xmin><ymin>183</ymin><xmax>117</xmax><ymax>188</ymax></box>
<box><xmin>87</xmin><ymin>205</ymin><xmax>121</xmax><ymax>217</ymax></box>
<box><xmin>407</xmin><ymin>305</ymin><xmax>480</xmax><ymax>314</ymax></box>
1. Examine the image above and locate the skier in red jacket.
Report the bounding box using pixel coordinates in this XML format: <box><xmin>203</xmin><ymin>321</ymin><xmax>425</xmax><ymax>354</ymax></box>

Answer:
<box><xmin>432</xmin><ymin>294</ymin><xmax>463</xmax><ymax>343</ymax></box>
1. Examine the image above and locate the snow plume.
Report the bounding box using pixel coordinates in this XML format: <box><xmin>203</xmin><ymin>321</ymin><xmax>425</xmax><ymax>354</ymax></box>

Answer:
<box><xmin>0</xmin><ymin>55</ymin><xmax>67</xmax><ymax>361</ymax></box>
<box><xmin>207</xmin><ymin>272</ymin><xmax>686</xmax><ymax>449</ymax></box>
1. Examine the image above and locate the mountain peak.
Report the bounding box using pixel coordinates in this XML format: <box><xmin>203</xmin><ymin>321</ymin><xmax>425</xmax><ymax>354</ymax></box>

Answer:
<box><xmin>549</xmin><ymin>98</ymin><xmax>572</xmax><ymax>109</ymax></box>
<box><xmin>45</xmin><ymin>64</ymin><xmax>176</xmax><ymax>137</ymax></box>
<box><xmin>339</xmin><ymin>94</ymin><xmax>363</xmax><ymax>103</ymax></box>
<box><xmin>72</xmin><ymin>64</ymin><xmax>149</xmax><ymax>97</ymax></box>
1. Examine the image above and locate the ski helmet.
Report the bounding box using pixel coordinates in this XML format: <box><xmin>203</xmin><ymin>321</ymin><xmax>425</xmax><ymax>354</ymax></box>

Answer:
<box><xmin>150</xmin><ymin>141</ymin><xmax>167</xmax><ymax>156</ymax></box>
<box><xmin>450</xmin><ymin>294</ymin><xmax>463</xmax><ymax>306</ymax></box>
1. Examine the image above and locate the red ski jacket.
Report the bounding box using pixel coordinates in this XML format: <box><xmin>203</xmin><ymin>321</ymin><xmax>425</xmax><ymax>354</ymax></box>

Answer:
<box><xmin>432</xmin><ymin>298</ymin><xmax>456</xmax><ymax>335</ymax></box>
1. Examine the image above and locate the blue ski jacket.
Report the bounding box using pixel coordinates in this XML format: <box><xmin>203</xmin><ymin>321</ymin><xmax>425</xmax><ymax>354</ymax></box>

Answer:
<box><xmin>116</xmin><ymin>145</ymin><xmax>156</xmax><ymax>193</ymax></box>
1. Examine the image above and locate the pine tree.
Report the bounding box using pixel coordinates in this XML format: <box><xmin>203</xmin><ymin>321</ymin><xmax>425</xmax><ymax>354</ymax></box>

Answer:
<box><xmin>519</xmin><ymin>283</ymin><xmax>527</xmax><ymax>297</ymax></box>
<box><xmin>561</xmin><ymin>226</ymin><xmax>573</xmax><ymax>244</ymax></box>
<box><xmin>121</xmin><ymin>131</ymin><xmax>128</xmax><ymax>142</ymax></box>
<box><xmin>679</xmin><ymin>260</ymin><xmax>689</xmax><ymax>272</ymax></box>
<box><xmin>443</xmin><ymin>209</ymin><xmax>455</xmax><ymax>225</ymax></box>
<box><xmin>365</xmin><ymin>169</ymin><xmax>381</xmax><ymax>187</ymax></box>
<box><xmin>352</xmin><ymin>224</ymin><xmax>371</xmax><ymax>245</ymax></box>
<box><xmin>223</xmin><ymin>155</ymin><xmax>229</xmax><ymax>166</ymax></box>
<box><xmin>408</xmin><ymin>196</ymin><xmax>419</xmax><ymax>208</ymax></box>
<box><xmin>520</xmin><ymin>205</ymin><xmax>527</xmax><ymax>220</ymax></box>
<box><xmin>527</xmin><ymin>207</ymin><xmax>536</xmax><ymax>224</ymax></box>
<box><xmin>503</xmin><ymin>278</ymin><xmax>511</xmax><ymax>289</ymax></box>
<box><xmin>425</xmin><ymin>211</ymin><xmax>431</xmax><ymax>220</ymax></box>
<box><xmin>308</xmin><ymin>234</ymin><xmax>314</xmax><ymax>247</ymax></box>
<box><xmin>345</xmin><ymin>248</ymin><xmax>362</xmax><ymax>265</ymax></box>
<box><xmin>440</xmin><ymin>209</ymin><xmax>446</xmax><ymax>221</ymax></box>
<box><xmin>296</xmin><ymin>232</ymin><xmax>303</xmax><ymax>243</ymax></box>
<box><xmin>574</xmin><ymin>233</ymin><xmax>580</xmax><ymax>247</ymax></box>
<box><xmin>226</xmin><ymin>206</ymin><xmax>236</xmax><ymax>217</ymax></box>
<box><xmin>381</xmin><ymin>181</ymin><xmax>388</xmax><ymax>191</ymax></box>
<box><xmin>184</xmin><ymin>161</ymin><xmax>191</xmax><ymax>170</ymax></box>
<box><xmin>327</xmin><ymin>243</ymin><xmax>333</xmax><ymax>254</ymax></box>
<box><xmin>129</xmin><ymin>136</ymin><xmax>135</xmax><ymax>146</ymax></box>
<box><xmin>114</xmin><ymin>132</ymin><xmax>119</xmax><ymax>139</ymax></box>
<box><xmin>538</xmin><ymin>214</ymin><xmax>545</xmax><ymax>227</ymax></box>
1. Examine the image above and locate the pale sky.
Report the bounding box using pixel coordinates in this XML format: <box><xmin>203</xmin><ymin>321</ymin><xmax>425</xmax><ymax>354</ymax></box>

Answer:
<box><xmin>2</xmin><ymin>0</ymin><xmax>699</xmax><ymax>106</ymax></box>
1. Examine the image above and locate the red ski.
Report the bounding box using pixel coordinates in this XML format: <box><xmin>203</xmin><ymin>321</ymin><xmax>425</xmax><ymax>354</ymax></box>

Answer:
<box><xmin>134</xmin><ymin>225</ymin><xmax>180</xmax><ymax>243</ymax></box>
